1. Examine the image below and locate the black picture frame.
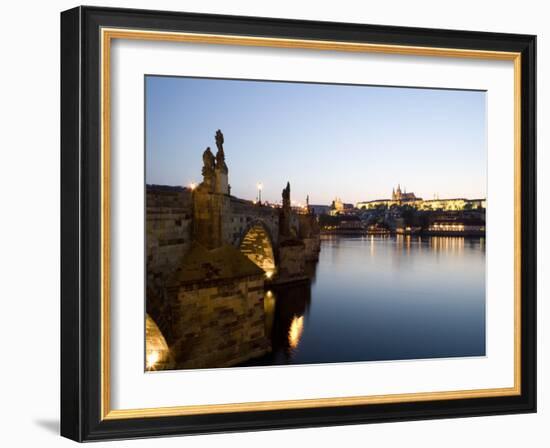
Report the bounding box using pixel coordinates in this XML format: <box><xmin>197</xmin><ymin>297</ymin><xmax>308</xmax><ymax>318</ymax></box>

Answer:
<box><xmin>61</xmin><ymin>5</ymin><xmax>536</xmax><ymax>442</ymax></box>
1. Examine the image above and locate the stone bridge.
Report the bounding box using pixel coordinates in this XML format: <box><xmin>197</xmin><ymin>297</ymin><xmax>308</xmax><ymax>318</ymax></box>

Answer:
<box><xmin>145</xmin><ymin>130</ymin><xmax>320</xmax><ymax>370</ymax></box>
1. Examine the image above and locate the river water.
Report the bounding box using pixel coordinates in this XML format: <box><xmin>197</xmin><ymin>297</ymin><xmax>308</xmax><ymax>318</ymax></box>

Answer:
<box><xmin>246</xmin><ymin>234</ymin><xmax>486</xmax><ymax>367</ymax></box>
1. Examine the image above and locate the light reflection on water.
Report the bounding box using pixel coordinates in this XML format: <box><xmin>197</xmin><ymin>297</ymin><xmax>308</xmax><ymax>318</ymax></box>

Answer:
<box><xmin>248</xmin><ymin>235</ymin><xmax>486</xmax><ymax>367</ymax></box>
<box><xmin>288</xmin><ymin>315</ymin><xmax>305</xmax><ymax>351</ymax></box>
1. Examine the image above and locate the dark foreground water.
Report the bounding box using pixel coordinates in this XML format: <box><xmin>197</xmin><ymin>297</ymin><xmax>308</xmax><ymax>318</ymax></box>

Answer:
<box><xmin>246</xmin><ymin>235</ymin><xmax>486</xmax><ymax>367</ymax></box>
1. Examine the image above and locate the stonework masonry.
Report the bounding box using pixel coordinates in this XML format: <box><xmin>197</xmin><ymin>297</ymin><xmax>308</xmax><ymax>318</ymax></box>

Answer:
<box><xmin>165</xmin><ymin>244</ymin><xmax>270</xmax><ymax>369</ymax></box>
<box><xmin>146</xmin><ymin>186</ymin><xmax>193</xmax><ymax>301</ymax></box>
<box><xmin>277</xmin><ymin>240</ymin><xmax>307</xmax><ymax>283</ymax></box>
<box><xmin>192</xmin><ymin>186</ymin><xmax>231</xmax><ymax>249</ymax></box>
<box><xmin>303</xmin><ymin>237</ymin><xmax>321</xmax><ymax>261</ymax></box>
<box><xmin>171</xmin><ymin>277</ymin><xmax>268</xmax><ymax>369</ymax></box>
<box><xmin>145</xmin><ymin>130</ymin><xmax>321</xmax><ymax>369</ymax></box>
<box><xmin>228</xmin><ymin>198</ymin><xmax>280</xmax><ymax>247</ymax></box>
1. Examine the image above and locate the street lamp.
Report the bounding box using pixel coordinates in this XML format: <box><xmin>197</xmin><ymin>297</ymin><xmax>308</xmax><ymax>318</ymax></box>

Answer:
<box><xmin>189</xmin><ymin>181</ymin><xmax>196</xmax><ymax>191</ymax></box>
<box><xmin>257</xmin><ymin>182</ymin><xmax>263</xmax><ymax>204</ymax></box>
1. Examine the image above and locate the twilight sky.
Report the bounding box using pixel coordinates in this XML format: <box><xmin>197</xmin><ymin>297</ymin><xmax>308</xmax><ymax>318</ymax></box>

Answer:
<box><xmin>145</xmin><ymin>76</ymin><xmax>486</xmax><ymax>205</ymax></box>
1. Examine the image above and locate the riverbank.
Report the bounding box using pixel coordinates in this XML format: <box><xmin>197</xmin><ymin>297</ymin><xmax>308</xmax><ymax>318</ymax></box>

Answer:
<box><xmin>321</xmin><ymin>229</ymin><xmax>485</xmax><ymax>237</ymax></box>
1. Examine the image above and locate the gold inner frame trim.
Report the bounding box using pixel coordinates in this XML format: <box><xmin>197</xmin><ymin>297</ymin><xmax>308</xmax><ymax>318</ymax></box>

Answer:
<box><xmin>100</xmin><ymin>27</ymin><xmax>522</xmax><ymax>420</ymax></box>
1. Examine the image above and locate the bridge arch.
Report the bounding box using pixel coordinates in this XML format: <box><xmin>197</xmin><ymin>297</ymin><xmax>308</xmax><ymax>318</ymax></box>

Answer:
<box><xmin>145</xmin><ymin>314</ymin><xmax>172</xmax><ymax>371</ymax></box>
<box><xmin>238</xmin><ymin>220</ymin><xmax>277</xmax><ymax>279</ymax></box>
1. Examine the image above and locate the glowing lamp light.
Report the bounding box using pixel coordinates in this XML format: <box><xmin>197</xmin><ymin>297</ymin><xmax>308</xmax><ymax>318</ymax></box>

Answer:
<box><xmin>265</xmin><ymin>270</ymin><xmax>274</xmax><ymax>279</ymax></box>
<box><xmin>189</xmin><ymin>181</ymin><xmax>197</xmax><ymax>191</ymax></box>
<box><xmin>146</xmin><ymin>350</ymin><xmax>160</xmax><ymax>371</ymax></box>
<box><xmin>256</xmin><ymin>182</ymin><xmax>263</xmax><ymax>203</ymax></box>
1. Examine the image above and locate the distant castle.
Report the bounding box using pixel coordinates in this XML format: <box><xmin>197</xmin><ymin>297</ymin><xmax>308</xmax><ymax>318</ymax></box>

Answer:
<box><xmin>356</xmin><ymin>185</ymin><xmax>486</xmax><ymax>211</ymax></box>
<box><xmin>391</xmin><ymin>184</ymin><xmax>418</xmax><ymax>202</ymax></box>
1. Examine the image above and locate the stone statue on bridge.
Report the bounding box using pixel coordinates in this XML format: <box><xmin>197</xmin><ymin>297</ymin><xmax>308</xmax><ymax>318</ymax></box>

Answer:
<box><xmin>202</xmin><ymin>147</ymin><xmax>215</xmax><ymax>177</ymax></box>
<box><xmin>215</xmin><ymin>129</ymin><xmax>228</xmax><ymax>173</ymax></box>
<box><xmin>200</xmin><ymin>147</ymin><xmax>216</xmax><ymax>191</ymax></box>
<box><xmin>215</xmin><ymin>129</ymin><xmax>224</xmax><ymax>150</ymax></box>
<box><xmin>282</xmin><ymin>182</ymin><xmax>291</xmax><ymax>210</ymax></box>
<box><xmin>280</xmin><ymin>182</ymin><xmax>292</xmax><ymax>237</ymax></box>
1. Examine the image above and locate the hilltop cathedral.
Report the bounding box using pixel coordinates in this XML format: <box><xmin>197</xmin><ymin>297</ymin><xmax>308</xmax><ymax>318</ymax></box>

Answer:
<box><xmin>391</xmin><ymin>184</ymin><xmax>418</xmax><ymax>203</ymax></box>
<box><xmin>356</xmin><ymin>184</ymin><xmax>486</xmax><ymax>211</ymax></box>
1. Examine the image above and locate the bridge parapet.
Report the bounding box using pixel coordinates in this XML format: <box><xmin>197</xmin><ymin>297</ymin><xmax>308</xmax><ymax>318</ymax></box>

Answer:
<box><xmin>146</xmin><ymin>186</ymin><xmax>193</xmax><ymax>299</ymax></box>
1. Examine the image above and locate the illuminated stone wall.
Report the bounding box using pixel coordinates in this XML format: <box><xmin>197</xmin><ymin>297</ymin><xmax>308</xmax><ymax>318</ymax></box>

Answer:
<box><xmin>420</xmin><ymin>199</ymin><xmax>467</xmax><ymax>211</ymax></box>
<box><xmin>239</xmin><ymin>224</ymin><xmax>276</xmax><ymax>278</ymax></box>
<box><xmin>166</xmin><ymin>244</ymin><xmax>270</xmax><ymax>369</ymax></box>
<box><xmin>227</xmin><ymin>197</ymin><xmax>280</xmax><ymax>246</ymax></box>
<box><xmin>145</xmin><ymin>314</ymin><xmax>174</xmax><ymax>371</ymax></box>
<box><xmin>192</xmin><ymin>187</ymin><xmax>231</xmax><ymax>249</ymax></box>
<box><xmin>357</xmin><ymin>198</ymin><xmax>486</xmax><ymax>211</ymax></box>
<box><xmin>170</xmin><ymin>276</ymin><xmax>269</xmax><ymax>369</ymax></box>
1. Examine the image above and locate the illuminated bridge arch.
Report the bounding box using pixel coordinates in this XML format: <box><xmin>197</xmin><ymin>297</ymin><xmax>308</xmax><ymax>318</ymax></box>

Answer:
<box><xmin>238</xmin><ymin>221</ymin><xmax>277</xmax><ymax>279</ymax></box>
<box><xmin>145</xmin><ymin>314</ymin><xmax>172</xmax><ymax>371</ymax></box>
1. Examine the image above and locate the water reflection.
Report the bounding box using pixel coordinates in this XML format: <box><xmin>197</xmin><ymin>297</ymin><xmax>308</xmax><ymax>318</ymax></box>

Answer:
<box><xmin>288</xmin><ymin>315</ymin><xmax>304</xmax><ymax>351</ymax></box>
<box><xmin>245</xmin><ymin>235</ymin><xmax>486</xmax><ymax>367</ymax></box>
<box><xmin>264</xmin><ymin>290</ymin><xmax>276</xmax><ymax>339</ymax></box>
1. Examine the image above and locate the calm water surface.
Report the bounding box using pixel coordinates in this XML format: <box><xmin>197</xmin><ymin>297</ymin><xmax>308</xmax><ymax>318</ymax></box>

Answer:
<box><xmin>246</xmin><ymin>235</ymin><xmax>486</xmax><ymax>366</ymax></box>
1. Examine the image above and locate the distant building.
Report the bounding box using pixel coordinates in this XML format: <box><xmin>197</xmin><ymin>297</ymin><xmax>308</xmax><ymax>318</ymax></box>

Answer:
<box><xmin>419</xmin><ymin>198</ymin><xmax>486</xmax><ymax>211</ymax></box>
<box><xmin>309</xmin><ymin>204</ymin><xmax>331</xmax><ymax>215</ymax></box>
<box><xmin>426</xmin><ymin>216</ymin><xmax>485</xmax><ymax>235</ymax></box>
<box><xmin>391</xmin><ymin>184</ymin><xmax>420</xmax><ymax>203</ymax></box>
<box><xmin>356</xmin><ymin>185</ymin><xmax>486</xmax><ymax>211</ymax></box>
<box><xmin>331</xmin><ymin>197</ymin><xmax>344</xmax><ymax>214</ymax></box>
<box><xmin>329</xmin><ymin>197</ymin><xmax>355</xmax><ymax>216</ymax></box>
<box><xmin>356</xmin><ymin>198</ymin><xmax>392</xmax><ymax>210</ymax></box>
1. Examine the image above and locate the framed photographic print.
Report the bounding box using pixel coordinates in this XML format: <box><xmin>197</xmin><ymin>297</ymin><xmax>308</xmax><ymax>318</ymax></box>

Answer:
<box><xmin>60</xmin><ymin>6</ymin><xmax>536</xmax><ymax>441</ymax></box>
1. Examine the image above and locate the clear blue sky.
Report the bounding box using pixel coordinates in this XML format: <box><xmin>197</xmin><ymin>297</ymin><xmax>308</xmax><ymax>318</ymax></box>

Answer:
<box><xmin>146</xmin><ymin>76</ymin><xmax>486</xmax><ymax>205</ymax></box>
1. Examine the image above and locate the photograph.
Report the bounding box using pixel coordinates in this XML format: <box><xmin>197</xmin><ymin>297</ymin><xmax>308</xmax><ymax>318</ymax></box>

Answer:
<box><xmin>57</xmin><ymin>5</ymin><xmax>538</xmax><ymax>442</ymax></box>
<box><xmin>145</xmin><ymin>76</ymin><xmax>488</xmax><ymax>371</ymax></box>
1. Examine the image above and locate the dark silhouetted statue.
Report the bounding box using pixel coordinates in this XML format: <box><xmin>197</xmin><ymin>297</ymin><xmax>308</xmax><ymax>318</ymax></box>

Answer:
<box><xmin>201</xmin><ymin>147</ymin><xmax>216</xmax><ymax>183</ymax></box>
<box><xmin>280</xmin><ymin>182</ymin><xmax>292</xmax><ymax>237</ymax></box>
<box><xmin>215</xmin><ymin>129</ymin><xmax>228</xmax><ymax>173</ymax></box>
<box><xmin>282</xmin><ymin>182</ymin><xmax>291</xmax><ymax>210</ymax></box>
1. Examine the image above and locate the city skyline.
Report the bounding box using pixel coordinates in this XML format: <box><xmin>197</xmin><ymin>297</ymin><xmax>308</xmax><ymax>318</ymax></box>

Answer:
<box><xmin>146</xmin><ymin>76</ymin><xmax>487</xmax><ymax>205</ymax></box>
